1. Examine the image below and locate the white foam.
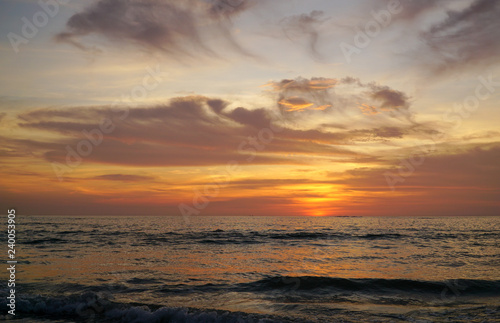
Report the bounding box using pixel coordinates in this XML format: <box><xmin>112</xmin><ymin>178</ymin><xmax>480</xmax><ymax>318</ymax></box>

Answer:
<box><xmin>0</xmin><ymin>292</ymin><xmax>283</xmax><ymax>323</ymax></box>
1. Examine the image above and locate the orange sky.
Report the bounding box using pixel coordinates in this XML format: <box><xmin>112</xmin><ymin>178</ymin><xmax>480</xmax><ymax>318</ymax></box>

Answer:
<box><xmin>1</xmin><ymin>0</ymin><xmax>499</xmax><ymax>216</ymax></box>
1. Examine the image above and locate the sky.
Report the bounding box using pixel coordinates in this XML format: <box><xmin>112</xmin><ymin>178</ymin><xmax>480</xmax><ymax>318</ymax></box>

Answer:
<box><xmin>0</xmin><ymin>0</ymin><xmax>499</xmax><ymax>216</ymax></box>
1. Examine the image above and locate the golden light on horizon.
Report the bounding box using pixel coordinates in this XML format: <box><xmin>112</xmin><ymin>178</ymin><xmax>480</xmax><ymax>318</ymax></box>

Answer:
<box><xmin>278</xmin><ymin>183</ymin><xmax>346</xmax><ymax>216</ymax></box>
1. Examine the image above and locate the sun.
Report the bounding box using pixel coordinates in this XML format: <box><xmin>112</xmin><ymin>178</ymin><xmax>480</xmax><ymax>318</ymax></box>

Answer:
<box><xmin>309</xmin><ymin>209</ymin><xmax>328</xmax><ymax>216</ymax></box>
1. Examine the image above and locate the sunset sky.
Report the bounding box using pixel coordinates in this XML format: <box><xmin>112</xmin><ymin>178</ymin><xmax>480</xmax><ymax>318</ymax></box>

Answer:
<box><xmin>1</xmin><ymin>0</ymin><xmax>499</xmax><ymax>216</ymax></box>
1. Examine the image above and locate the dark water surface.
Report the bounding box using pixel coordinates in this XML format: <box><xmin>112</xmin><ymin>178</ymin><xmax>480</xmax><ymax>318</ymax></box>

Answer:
<box><xmin>1</xmin><ymin>216</ymin><xmax>499</xmax><ymax>322</ymax></box>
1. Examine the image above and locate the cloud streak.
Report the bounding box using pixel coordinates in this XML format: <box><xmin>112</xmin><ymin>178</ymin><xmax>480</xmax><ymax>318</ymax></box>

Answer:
<box><xmin>55</xmin><ymin>0</ymin><xmax>256</xmax><ymax>58</ymax></box>
<box><xmin>421</xmin><ymin>0</ymin><xmax>500</xmax><ymax>73</ymax></box>
<box><xmin>280</xmin><ymin>10</ymin><xmax>328</xmax><ymax>59</ymax></box>
<box><xmin>13</xmin><ymin>89</ymin><xmax>430</xmax><ymax>169</ymax></box>
<box><xmin>91</xmin><ymin>174</ymin><xmax>155</xmax><ymax>182</ymax></box>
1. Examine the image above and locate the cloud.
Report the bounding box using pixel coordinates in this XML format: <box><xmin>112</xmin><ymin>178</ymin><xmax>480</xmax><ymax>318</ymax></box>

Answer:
<box><xmin>341</xmin><ymin>141</ymin><xmax>500</xmax><ymax>189</ymax></box>
<box><xmin>10</xmin><ymin>73</ymin><xmax>439</xmax><ymax>172</ymax></box>
<box><xmin>367</xmin><ymin>0</ymin><xmax>499</xmax><ymax>74</ymax></box>
<box><xmin>267</xmin><ymin>77</ymin><xmax>338</xmax><ymax>92</ymax></box>
<box><xmin>228</xmin><ymin>141</ymin><xmax>500</xmax><ymax>194</ymax></box>
<box><xmin>0</xmin><ymin>136</ymin><xmax>65</xmax><ymax>158</ymax></box>
<box><xmin>185</xmin><ymin>142</ymin><xmax>500</xmax><ymax>216</ymax></box>
<box><xmin>0</xmin><ymin>186</ymin><xmax>182</xmax><ymax>216</ymax></box>
<box><xmin>280</xmin><ymin>10</ymin><xmax>329</xmax><ymax>59</ymax></box>
<box><xmin>322</xmin><ymin>142</ymin><xmax>500</xmax><ymax>215</ymax></box>
<box><xmin>421</xmin><ymin>0</ymin><xmax>500</xmax><ymax>72</ymax></box>
<box><xmin>378</xmin><ymin>0</ymin><xmax>448</xmax><ymax>22</ymax></box>
<box><xmin>207</xmin><ymin>0</ymin><xmax>259</xmax><ymax>18</ymax></box>
<box><xmin>369</xmin><ymin>88</ymin><xmax>408</xmax><ymax>110</ymax></box>
<box><xmin>18</xmin><ymin>106</ymin><xmax>106</xmax><ymax>122</ymax></box>
<box><xmin>266</xmin><ymin>77</ymin><xmax>337</xmax><ymax>112</ymax></box>
<box><xmin>267</xmin><ymin>76</ymin><xmax>411</xmax><ymax>118</ymax></box>
<box><xmin>363</xmin><ymin>85</ymin><xmax>411</xmax><ymax>118</ymax></box>
<box><xmin>222</xmin><ymin>106</ymin><xmax>272</xmax><ymax>129</ymax></box>
<box><xmin>14</xmin><ymin>93</ymin><xmax>423</xmax><ymax>168</ymax></box>
<box><xmin>55</xmin><ymin>0</ymin><xmax>256</xmax><ymax>58</ymax></box>
<box><xmin>19</xmin><ymin>121</ymin><xmax>102</xmax><ymax>135</ymax></box>
<box><xmin>91</xmin><ymin>174</ymin><xmax>155</xmax><ymax>182</ymax></box>
<box><xmin>461</xmin><ymin>131</ymin><xmax>500</xmax><ymax>141</ymax></box>
<box><xmin>278</xmin><ymin>97</ymin><xmax>315</xmax><ymax>112</ymax></box>
<box><xmin>13</xmin><ymin>96</ymin><xmax>306</xmax><ymax>166</ymax></box>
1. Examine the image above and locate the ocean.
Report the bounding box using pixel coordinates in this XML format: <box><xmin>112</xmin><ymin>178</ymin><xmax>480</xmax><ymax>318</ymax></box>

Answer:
<box><xmin>1</xmin><ymin>215</ymin><xmax>499</xmax><ymax>322</ymax></box>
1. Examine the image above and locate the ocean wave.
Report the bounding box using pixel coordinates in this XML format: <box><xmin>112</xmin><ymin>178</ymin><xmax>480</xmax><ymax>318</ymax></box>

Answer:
<box><xmin>31</xmin><ymin>276</ymin><xmax>499</xmax><ymax>300</ymax></box>
<box><xmin>2</xmin><ymin>287</ymin><xmax>499</xmax><ymax>323</ymax></box>
<box><xmin>0</xmin><ymin>292</ymin><xmax>293</xmax><ymax>323</ymax></box>
<box><xmin>15</xmin><ymin>227</ymin><xmax>500</xmax><ymax>248</ymax></box>
<box><xmin>140</xmin><ymin>231</ymin><xmax>410</xmax><ymax>245</ymax></box>
<box><xmin>236</xmin><ymin>276</ymin><xmax>500</xmax><ymax>296</ymax></box>
<box><xmin>24</xmin><ymin>238</ymin><xmax>66</xmax><ymax>245</ymax></box>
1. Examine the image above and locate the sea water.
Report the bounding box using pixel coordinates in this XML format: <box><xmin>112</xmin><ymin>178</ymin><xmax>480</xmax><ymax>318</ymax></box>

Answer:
<box><xmin>1</xmin><ymin>215</ymin><xmax>499</xmax><ymax>322</ymax></box>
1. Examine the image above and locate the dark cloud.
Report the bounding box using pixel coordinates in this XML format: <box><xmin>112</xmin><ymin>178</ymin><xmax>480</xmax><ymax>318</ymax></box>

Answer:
<box><xmin>0</xmin><ymin>187</ymin><xmax>182</xmax><ymax>216</ymax></box>
<box><xmin>223</xmin><ymin>107</ymin><xmax>273</xmax><ymax>129</ymax></box>
<box><xmin>267</xmin><ymin>76</ymin><xmax>411</xmax><ymax>118</ymax></box>
<box><xmin>187</xmin><ymin>142</ymin><xmax>500</xmax><ymax>216</ymax></box>
<box><xmin>368</xmin><ymin>0</ymin><xmax>499</xmax><ymax>74</ymax></box>
<box><xmin>186</xmin><ymin>177</ymin><xmax>315</xmax><ymax>191</ymax></box>
<box><xmin>344</xmin><ymin>77</ymin><xmax>412</xmax><ymax>118</ymax></box>
<box><xmin>421</xmin><ymin>0</ymin><xmax>500</xmax><ymax>72</ymax></box>
<box><xmin>55</xmin><ymin>0</ymin><xmax>256</xmax><ymax>58</ymax></box>
<box><xmin>14</xmin><ymin>96</ymin><xmax>296</xmax><ymax>166</ymax></box>
<box><xmin>321</xmin><ymin>142</ymin><xmax>500</xmax><ymax>216</ymax></box>
<box><xmin>206</xmin><ymin>98</ymin><xmax>228</xmax><ymax>114</ymax></box>
<box><xmin>13</xmin><ymin>93</ymin><xmax>424</xmax><ymax>168</ymax></box>
<box><xmin>369</xmin><ymin>88</ymin><xmax>408</xmax><ymax>110</ymax></box>
<box><xmin>267</xmin><ymin>77</ymin><xmax>336</xmax><ymax>112</ymax></box>
<box><xmin>226</xmin><ymin>141</ymin><xmax>500</xmax><ymax>194</ymax></box>
<box><xmin>363</xmin><ymin>86</ymin><xmax>411</xmax><ymax>120</ymax></box>
<box><xmin>344</xmin><ymin>142</ymin><xmax>500</xmax><ymax>191</ymax></box>
<box><xmin>11</xmin><ymin>71</ymin><xmax>443</xmax><ymax>171</ymax></box>
<box><xmin>43</xmin><ymin>139</ymin><xmax>291</xmax><ymax>167</ymax></box>
<box><xmin>207</xmin><ymin>0</ymin><xmax>258</xmax><ymax>18</ymax></box>
<box><xmin>336</xmin><ymin>124</ymin><xmax>438</xmax><ymax>144</ymax></box>
<box><xmin>0</xmin><ymin>136</ymin><xmax>65</xmax><ymax>158</ymax></box>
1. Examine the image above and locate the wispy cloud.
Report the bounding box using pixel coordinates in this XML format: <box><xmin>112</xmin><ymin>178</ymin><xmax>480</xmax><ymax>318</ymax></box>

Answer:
<box><xmin>421</xmin><ymin>0</ymin><xmax>500</xmax><ymax>73</ymax></box>
<box><xmin>55</xmin><ymin>0</ymin><xmax>257</xmax><ymax>58</ymax></box>
<box><xmin>280</xmin><ymin>10</ymin><xmax>329</xmax><ymax>59</ymax></box>
<box><xmin>12</xmin><ymin>85</ymin><xmax>440</xmax><ymax>172</ymax></box>
<box><xmin>91</xmin><ymin>174</ymin><xmax>155</xmax><ymax>182</ymax></box>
